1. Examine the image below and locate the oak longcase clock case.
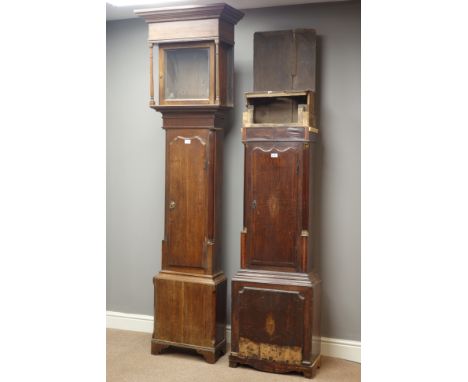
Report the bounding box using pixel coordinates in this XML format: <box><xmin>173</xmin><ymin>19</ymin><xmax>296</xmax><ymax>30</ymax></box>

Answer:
<box><xmin>229</xmin><ymin>30</ymin><xmax>322</xmax><ymax>379</ymax></box>
<box><xmin>136</xmin><ymin>3</ymin><xmax>243</xmax><ymax>364</ymax></box>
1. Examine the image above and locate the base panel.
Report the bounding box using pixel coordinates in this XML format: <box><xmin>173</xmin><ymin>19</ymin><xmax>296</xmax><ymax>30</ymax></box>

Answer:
<box><xmin>152</xmin><ymin>271</ymin><xmax>227</xmax><ymax>363</ymax></box>
<box><xmin>229</xmin><ymin>353</ymin><xmax>321</xmax><ymax>379</ymax></box>
<box><xmin>151</xmin><ymin>338</ymin><xmax>226</xmax><ymax>364</ymax></box>
<box><xmin>230</xmin><ymin>269</ymin><xmax>321</xmax><ymax>378</ymax></box>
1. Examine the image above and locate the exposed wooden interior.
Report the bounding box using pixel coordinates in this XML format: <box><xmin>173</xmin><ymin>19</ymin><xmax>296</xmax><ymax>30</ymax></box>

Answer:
<box><xmin>243</xmin><ymin>91</ymin><xmax>317</xmax><ymax>132</ymax></box>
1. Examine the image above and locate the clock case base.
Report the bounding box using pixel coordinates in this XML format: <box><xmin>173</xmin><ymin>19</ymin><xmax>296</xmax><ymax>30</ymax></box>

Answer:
<box><xmin>151</xmin><ymin>338</ymin><xmax>226</xmax><ymax>364</ymax></box>
<box><xmin>229</xmin><ymin>269</ymin><xmax>321</xmax><ymax>379</ymax></box>
<box><xmin>229</xmin><ymin>353</ymin><xmax>321</xmax><ymax>379</ymax></box>
<box><xmin>152</xmin><ymin>271</ymin><xmax>227</xmax><ymax>364</ymax></box>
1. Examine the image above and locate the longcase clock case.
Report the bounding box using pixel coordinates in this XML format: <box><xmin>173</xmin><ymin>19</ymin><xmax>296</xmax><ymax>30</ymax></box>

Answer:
<box><xmin>135</xmin><ymin>3</ymin><xmax>243</xmax><ymax>364</ymax></box>
<box><xmin>229</xmin><ymin>30</ymin><xmax>322</xmax><ymax>379</ymax></box>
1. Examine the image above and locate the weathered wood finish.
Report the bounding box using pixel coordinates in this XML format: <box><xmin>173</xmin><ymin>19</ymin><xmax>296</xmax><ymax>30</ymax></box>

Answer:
<box><xmin>230</xmin><ymin>29</ymin><xmax>321</xmax><ymax>378</ymax></box>
<box><xmin>153</xmin><ymin>272</ymin><xmax>227</xmax><ymax>363</ymax></box>
<box><xmin>230</xmin><ymin>126</ymin><xmax>322</xmax><ymax>377</ymax></box>
<box><xmin>159</xmin><ymin>108</ymin><xmax>227</xmax><ymax>276</ymax></box>
<box><xmin>149</xmin><ymin>107</ymin><xmax>227</xmax><ymax>362</ymax></box>
<box><xmin>243</xmin><ymin>91</ymin><xmax>317</xmax><ymax>132</ymax></box>
<box><xmin>242</xmin><ymin>125</ymin><xmax>318</xmax><ymax>274</ymax></box>
<box><xmin>136</xmin><ymin>3</ymin><xmax>243</xmax><ymax>107</ymax></box>
<box><xmin>230</xmin><ymin>270</ymin><xmax>321</xmax><ymax>378</ymax></box>
<box><xmin>136</xmin><ymin>3</ymin><xmax>243</xmax><ymax>364</ymax></box>
<box><xmin>246</xmin><ymin>141</ymin><xmax>302</xmax><ymax>271</ymax></box>
<box><xmin>254</xmin><ymin>29</ymin><xmax>317</xmax><ymax>92</ymax></box>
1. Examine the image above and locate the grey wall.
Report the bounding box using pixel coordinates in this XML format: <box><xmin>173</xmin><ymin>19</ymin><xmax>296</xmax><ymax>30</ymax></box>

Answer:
<box><xmin>107</xmin><ymin>1</ymin><xmax>360</xmax><ymax>341</ymax></box>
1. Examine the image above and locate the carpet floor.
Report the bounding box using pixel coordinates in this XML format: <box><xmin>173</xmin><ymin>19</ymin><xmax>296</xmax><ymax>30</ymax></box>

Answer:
<box><xmin>107</xmin><ymin>329</ymin><xmax>360</xmax><ymax>382</ymax></box>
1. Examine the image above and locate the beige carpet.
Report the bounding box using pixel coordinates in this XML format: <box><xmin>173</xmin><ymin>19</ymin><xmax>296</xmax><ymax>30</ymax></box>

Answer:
<box><xmin>107</xmin><ymin>329</ymin><xmax>360</xmax><ymax>382</ymax></box>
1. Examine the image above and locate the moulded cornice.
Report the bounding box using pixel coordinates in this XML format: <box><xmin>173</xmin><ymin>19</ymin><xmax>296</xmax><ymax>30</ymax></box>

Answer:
<box><xmin>134</xmin><ymin>3</ymin><xmax>244</xmax><ymax>25</ymax></box>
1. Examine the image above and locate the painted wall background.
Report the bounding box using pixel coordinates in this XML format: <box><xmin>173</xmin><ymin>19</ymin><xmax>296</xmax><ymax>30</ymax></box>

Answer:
<box><xmin>107</xmin><ymin>1</ymin><xmax>360</xmax><ymax>341</ymax></box>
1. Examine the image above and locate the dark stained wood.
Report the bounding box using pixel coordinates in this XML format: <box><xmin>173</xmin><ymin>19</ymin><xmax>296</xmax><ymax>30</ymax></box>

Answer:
<box><xmin>166</xmin><ymin>130</ymin><xmax>208</xmax><ymax>269</ymax></box>
<box><xmin>230</xmin><ymin>29</ymin><xmax>321</xmax><ymax>378</ymax></box>
<box><xmin>153</xmin><ymin>108</ymin><xmax>228</xmax><ymax>362</ymax></box>
<box><xmin>218</xmin><ymin>43</ymin><xmax>227</xmax><ymax>106</ymax></box>
<box><xmin>231</xmin><ymin>126</ymin><xmax>322</xmax><ymax>375</ymax></box>
<box><xmin>230</xmin><ymin>269</ymin><xmax>321</xmax><ymax>379</ymax></box>
<box><xmin>254</xmin><ymin>30</ymin><xmax>294</xmax><ymax>92</ymax></box>
<box><xmin>238</xmin><ymin>287</ymin><xmax>304</xmax><ymax>347</ymax></box>
<box><xmin>246</xmin><ymin>142</ymin><xmax>302</xmax><ymax>271</ymax></box>
<box><xmin>293</xmin><ymin>30</ymin><xmax>317</xmax><ymax>91</ymax></box>
<box><xmin>135</xmin><ymin>3</ymin><xmax>243</xmax><ymax>364</ymax></box>
<box><xmin>254</xmin><ymin>29</ymin><xmax>316</xmax><ymax>92</ymax></box>
<box><xmin>158</xmin><ymin>108</ymin><xmax>227</xmax><ymax>277</ymax></box>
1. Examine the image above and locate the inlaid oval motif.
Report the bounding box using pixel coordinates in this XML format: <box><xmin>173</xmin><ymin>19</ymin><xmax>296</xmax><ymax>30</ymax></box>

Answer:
<box><xmin>265</xmin><ymin>313</ymin><xmax>276</xmax><ymax>336</ymax></box>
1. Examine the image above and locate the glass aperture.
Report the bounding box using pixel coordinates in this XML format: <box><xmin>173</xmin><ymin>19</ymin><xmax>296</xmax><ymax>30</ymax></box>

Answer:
<box><xmin>164</xmin><ymin>47</ymin><xmax>210</xmax><ymax>100</ymax></box>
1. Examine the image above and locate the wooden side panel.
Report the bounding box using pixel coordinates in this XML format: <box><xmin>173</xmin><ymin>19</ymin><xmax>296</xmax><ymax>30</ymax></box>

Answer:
<box><xmin>215</xmin><ymin>278</ymin><xmax>227</xmax><ymax>345</ymax></box>
<box><xmin>308</xmin><ymin>139</ymin><xmax>318</xmax><ymax>272</ymax></box>
<box><xmin>218</xmin><ymin>19</ymin><xmax>235</xmax><ymax>45</ymax></box>
<box><xmin>154</xmin><ymin>278</ymin><xmax>184</xmax><ymax>343</ymax></box>
<box><xmin>253</xmin><ymin>97</ymin><xmax>299</xmax><ymax>124</ymax></box>
<box><xmin>246</xmin><ymin>142</ymin><xmax>302</xmax><ymax>270</ymax></box>
<box><xmin>253</xmin><ymin>29</ymin><xmax>316</xmax><ymax>92</ymax></box>
<box><xmin>166</xmin><ymin>130</ymin><xmax>208</xmax><ymax>269</ymax></box>
<box><xmin>238</xmin><ymin>287</ymin><xmax>304</xmax><ymax>347</ymax></box>
<box><xmin>182</xmin><ymin>282</ymin><xmax>214</xmax><ymax>347</ymax></box>
<box><xmin>234</xmin><ymin>285</ymin><xmax>306</xmax><ymax>366</ymax></box>
<box><xmin>254</xmin><ymin>30</ymin><xmax>294</xmax><ymax>91</ymax></box>
<box><xmin>311</xmin><ymin>280</ymin><xmax>321</xmax><ymax>362</ymax></box>
<box><xmin>213</xmin><ymin>129</ymin><xmax>224</xmax><ymax>273</ymax></box>
<box><xmin>154</xmin><ymin>277</ymin><xmax>220</xmax><ymax>348</ymax></box>
<box><xmin>229</xmin><ymin>275</ymin><xmax>320</xmax><ymax>376</ymax></box>
<box><xmin>293</xmin><ymin>29</ymin><xmax>317</xmax><ymax>91</ymax></box>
